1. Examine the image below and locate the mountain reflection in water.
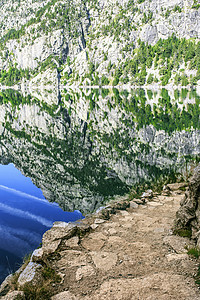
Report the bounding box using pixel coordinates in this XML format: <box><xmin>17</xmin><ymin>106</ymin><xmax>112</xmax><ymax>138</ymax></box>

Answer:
<box><xmin>0</xmin><ymin>87</ymin><xmax>200</xmax><ymax>283</ymax></box>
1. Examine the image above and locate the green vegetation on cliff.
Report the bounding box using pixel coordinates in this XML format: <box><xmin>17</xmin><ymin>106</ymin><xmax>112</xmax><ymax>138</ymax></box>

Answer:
<box><xmin>0</xmin><ymin>0</ymin><xmax>200</xmax><ymax>86</ymax></box>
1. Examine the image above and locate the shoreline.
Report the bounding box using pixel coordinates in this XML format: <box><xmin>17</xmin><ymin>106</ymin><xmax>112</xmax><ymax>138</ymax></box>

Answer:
<box><xmin>1</xmin><ymin>180</ymin><xmax>200</xmax><ymax>299</ymax></box>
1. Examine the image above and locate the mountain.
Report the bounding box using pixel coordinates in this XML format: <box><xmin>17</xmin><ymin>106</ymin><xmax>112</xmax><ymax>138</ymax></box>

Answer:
<box><xmin>0</xmin><ymin>0</ymin><xmax>200</xmax><ymax>91</ymax></box>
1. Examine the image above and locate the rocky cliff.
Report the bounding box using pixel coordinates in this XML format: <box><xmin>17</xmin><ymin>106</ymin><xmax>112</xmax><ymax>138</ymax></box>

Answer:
<box><xmin>175</xmin><ymin>163</ymin><xmax>200</xmax><ymax>244</ymax></box>
<box><xmin>0</xmin><ymin>0</ymin><xmax>200</xmax><ymax>88</ymax></box>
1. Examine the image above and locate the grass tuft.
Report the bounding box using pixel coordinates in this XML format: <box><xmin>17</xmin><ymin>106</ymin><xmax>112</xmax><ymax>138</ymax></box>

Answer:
<box><xmin>187</xmin><ymin>247</ymin><xmax>200</xmax><ymax>259</ymax></box>
<box><xmin>23</xmin><ymin>283</ymin><xmax>52</xmax><ymax>300</ymax></box>
<box><xmin>42</xmin><ymin>266</ymin><xmax>61</xmax><ymax>282</ymax></box>
<box><xmin>173</xmin><ymin>228</ymin><xmax>192</xmax><ymax>238</ymax></box>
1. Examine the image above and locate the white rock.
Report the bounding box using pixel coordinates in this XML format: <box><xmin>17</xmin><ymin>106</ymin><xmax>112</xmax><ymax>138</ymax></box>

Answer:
<box><xmin>18</xmin><ymin>262</ymin><xmax>42</xmax><ymax>286</ymax></box>
<box><xmin>130</xmin><ymin>201</ymin><xmax>139</xmax><ymax>209</ymax></box>
<box><xmin>31</xmin><ymin>248</ymin><xmax>43</xmax><ymax>262</ymax></box>
<box><xmin>91</xmin><ymin>224</ymin><xmax>99</xmax><ymax>230</ymax></box>
<box><xmin>94</xmin><ymin>218</ymin><xmax>105</xmax><ymax>224</ymax></box>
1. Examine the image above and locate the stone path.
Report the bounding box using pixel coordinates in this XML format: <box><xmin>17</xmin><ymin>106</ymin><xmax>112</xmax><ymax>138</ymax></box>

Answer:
<box><xmin>50</xmin><ymin>187</ymin><xmax>200</xmax><ymax>300</ymax></box>
<box><xmin>1</xmin><ymin>185</ymin><xmax>200</xmax><ymax>299</ymax></box>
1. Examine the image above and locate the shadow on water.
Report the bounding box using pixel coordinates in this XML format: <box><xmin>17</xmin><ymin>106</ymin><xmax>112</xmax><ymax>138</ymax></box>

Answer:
<box><xmin>0</xmin><ymin>249</ymin><xmax>21</xmax><ymax>284</ymax></box>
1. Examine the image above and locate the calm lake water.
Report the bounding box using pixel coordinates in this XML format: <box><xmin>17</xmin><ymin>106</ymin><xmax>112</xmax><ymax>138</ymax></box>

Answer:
<box><xmin>0</xmin><ymin>164</ymin><xmax>83</xmax><ymax>284</ymax></box>
<box><xmin>0</xmin><ymin>87</ymin><xmax>200</xmax><ymax>283</ymax></box>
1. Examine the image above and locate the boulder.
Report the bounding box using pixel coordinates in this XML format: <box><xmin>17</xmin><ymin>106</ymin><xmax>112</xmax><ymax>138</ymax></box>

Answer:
<box><xmin>141</xmin><ymin>189</ymin><xmax>153</xmax><ymax>199</ymax></box>
<box><xmin>130</xmin><ymin>201</ymin><xmax>139</xmax><ymax>209</ymax></box>
<box><xmin>162</xmin><ymin>185</ymin><xmax>171</xmax><ymax>196</ymax></box>
<box><xmin>31</xmin><ymin>248</ymin><xmax>44</xmax><ymax>262</ymax></box>
<box><xmin>174</xmin><ymin>164</ymin><xmax>200</xmax><ymax>242</ymax></box>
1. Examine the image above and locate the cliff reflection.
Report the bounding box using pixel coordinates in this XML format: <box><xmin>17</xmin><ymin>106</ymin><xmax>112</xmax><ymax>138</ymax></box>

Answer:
<box><xmin>0</xmin><ymin>88</ymin><xmax>199</xmax><ymax>213</ymax></box>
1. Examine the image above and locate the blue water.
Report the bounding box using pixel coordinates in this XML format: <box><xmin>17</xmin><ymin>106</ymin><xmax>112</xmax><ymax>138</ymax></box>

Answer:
<box><xmin>0</xmin><ymin>164</ymin><xmax>83</xmax><ymax>283</ymax></box>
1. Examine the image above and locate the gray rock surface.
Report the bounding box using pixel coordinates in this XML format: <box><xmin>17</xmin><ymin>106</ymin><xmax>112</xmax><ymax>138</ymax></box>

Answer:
<box><xmin>130</xmin><ymin>201</ymin><xmax>139</xmax><ymax>209</ymax></box>
<box><xmin>175</xmin><ymin>164</ymin><xmax>200</xmax><ymax>241</ymax></box>
<box><xmin>75</xmin><ymin>265</ymin><xmax>95</xmax><ymax>281</ymax></box>
<box><xmin>51</xmin><ymin>291</ymin><xmax>79</xmax><ymax>300</ymax></box>
<box><xmin>17</xmin><ymin>262</ymin><xmax>42</xmax><ymax>286</ymax></box>
<box><xmin>0</xmin><ymin>291</ymin><xmax>24</xmax><ymax>300</ymax></box>
<box><xmin>31</xmin><ymin>248</ymin><xmax>44</xmax><ymax>262</ymax></box>
<box><xmin>0</xmin><ymin>0</ymin><xmax>200</xmax><ymax>86</ymax></box>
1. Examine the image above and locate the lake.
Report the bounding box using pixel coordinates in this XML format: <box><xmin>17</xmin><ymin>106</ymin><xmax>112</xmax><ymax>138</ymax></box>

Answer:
<box><xmin>0</xmin><ymin>87</ymin><xmax>200</xmax><ymax>283</ymax></box>
<box><xmin>0</xmin><ymin>163</ymin><xmax>83</xmax><ymax>283</ymax></box>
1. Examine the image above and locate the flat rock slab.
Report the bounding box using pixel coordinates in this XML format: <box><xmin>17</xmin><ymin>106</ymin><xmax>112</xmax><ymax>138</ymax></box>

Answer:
<box><xmin>147</xmin><ymin>201</ymin><xmax>163</xmax><ymax>207</ymax></box>
<box><xmin>65</xmin><ymin>236</ymin><xmax>79</xmax><ymax>248</ymax></box>
<box><xmin>132</xmin><ymin>199</ymin><xmax>144</xmax><ymax>204</ymax></box>
<box><xmin>94</xmin><ymin>219</ymin><xmax>105</xmax><ymax>224</ymax></box>
<box><xmin>84</xmin><ymin>273</ymin><xmax>199</xmax><ymax>300</ymax></box>
<box><xmin>90</xmin><ymin>251</ymin><xmax>118</xmax><ymax>271</ymax></box>
<box><xmin>43</xmin><ymin>239</ymin><xmax>61</xmax><ymax>254</ymax></box>
<box><xmin>42</xmin><ymin>226</ymin><xmax>76</xmax><ymax>247</ymax></box>
<box><xmin>106</xmin><ymin>236</ymin><xmax>127</xmax><ymax>251</ymax></box>
<box><xmin>18</xmin><ymin>262</ymin><xmax>42</xmax><ymax>286</ymax></box>
<box><xmin>163</xmin><ymin>236</ymin><xmax>189</xmax><ymax>254</ymax></box>
<box><xmin>166</xmin><ymin>253</ymin><xmax>188</xmax><ymax>262</ymax></box>
<box><xmin>167</xmin><ymin>183</ymin><xmax>187</xmax><ymax>191</ymax></box>
<box><xmin>87</xmin><ymin>232</ymin><xmax>107</xmax><ymax>240</ymax></box>
<box><xmin>91</xmin><ymin>224</ymin><xmax>99</xmax><ymax>230</ymax></box>
<box><xmin>58</xmin><ymin>250</ymin><xmax>87</xmax><ymax>268</ymax></box>
<box><xmin>76</xmin><ymin>265</ymin><xmax>95</xmax><ymax>281</ymax></box>
<box><xmin>130</xmin><ymin>201</ymin><xmax>139</xmax><ymax>209</ymax></box>
<box><xmin>81</xmin><ymin>233</ymin><xmax>106</xmax><ymax>251</ymax></box>
<box><xmin>106</xmin><ymin>228</ymin><xmax>117</xmax><ymax>235</ymax></box>
<box><xmin>120</xmin><ymin>211</ymin><xmax>130</xmax><ymax>216</ymax></box>
<box><xmin>51</xmin><ymin>291</ymin><xmax>79</xmax><ymax>300</ymax></box>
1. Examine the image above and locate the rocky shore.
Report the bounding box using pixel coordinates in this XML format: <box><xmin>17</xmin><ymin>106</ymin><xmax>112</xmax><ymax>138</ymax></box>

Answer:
<box><xmin>1</xmin><ymin>178</ymin><xmax>200</xmax><ymax>299</ymax></box>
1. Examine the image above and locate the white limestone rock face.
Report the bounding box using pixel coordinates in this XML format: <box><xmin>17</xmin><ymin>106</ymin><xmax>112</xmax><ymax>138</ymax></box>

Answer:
<box><xmin>73</xmin><ymin>50</ymin><xmax>88</xmax><ymax>77</ymax></box>
<box><xmin>28</xmin><ymin>68</ymin><xmax>59</xmax><ymax>105</ymax></box>
<box><xmin>17</xmin><ymin>262</ymin><xmax>42</xmax><ymax>286</ymax></box>
<box><xmin>31</xmin><ymin>248</ymin><xmax>44</xmax><ymax>262</ymax></box>
<box><xmin>140</xmin><ymin>25</ymin><xmax>158</xmax><ymax>45</ymax></box>
<box><xmin>0</xmin><ymin>0</ymin><xmax>200</xmax><ymax>79</ymax></box>
<box><xmin>6</xmin><ymin>30</ymin><xmax>68</xmax><ymax>70</ymax></box>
